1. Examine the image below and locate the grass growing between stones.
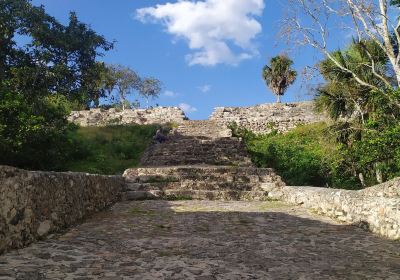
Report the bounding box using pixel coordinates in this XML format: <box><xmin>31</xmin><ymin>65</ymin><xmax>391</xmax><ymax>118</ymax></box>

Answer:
<box><xmin>65</xmin><ymin>124</ymin><xmax>158</xmax><ymax>175</ymax></box>
<box><xmin>129</xmin><ymin>207</ymin><xmax>158</xmax><ymax>216</ymax></box>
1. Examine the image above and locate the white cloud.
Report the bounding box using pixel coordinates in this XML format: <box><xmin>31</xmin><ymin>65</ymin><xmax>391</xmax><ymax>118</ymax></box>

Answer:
<box><xmin>164</xmin><ymin>90</ymin><xmax>179</xmax><ymax>97</ymax></box>
<box><xmin>136</xmin><ymin>0</ymin><xmax>265</xmax><ymax>66</ymax></box>
<box><xmin>179</xmin><ymin>103</ymin><xmax>198</xmax><ymax>113</ymax></box>
<box><xmin>198</xmin><ymin>84</ymin><xmax>211</xmax><ymax>93</ymax></box>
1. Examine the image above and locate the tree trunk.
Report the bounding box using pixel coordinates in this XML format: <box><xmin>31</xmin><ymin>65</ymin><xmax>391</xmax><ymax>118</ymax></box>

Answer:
<box><xmin>276</xmin><ymin>95</ymin><xmax>281</xmax><ymax>103</ymax></box>
<box><xmin>358</xmin><ymin>173</ymin><xmax>366</xmax><ymax>188</ymax></box>
<box><xmin>375</xmin><ymin>163</ymin><xmax>383</xmax><ymax>184</ymax></box>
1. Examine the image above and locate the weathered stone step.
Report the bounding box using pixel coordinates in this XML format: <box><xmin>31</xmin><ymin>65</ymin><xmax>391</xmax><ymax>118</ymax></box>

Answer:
<box><xmin>124</xmin><ymin>189</ymin><xmax>270</xmax><ymax>201</ymax></box>
<box><xmin>125</xmin><ymin>166</ymin><xmax>284</xmax><ymax>184</ymax></box>
<box><xmin>140</xmin><ymin>131</ymin><xmax>253</xmax><ymax>167</ymax></box>
<box><xmin>174</xmin><ymin>120</ymin><xmax>232</xmax><ymax>138</ymax></box>
<box><xmin>123</xmin><ymin>166</ymin><xmax>285</xmax><ymax>201</ymax></box>
<box><xmin>126</xmin><ymin>181</ymin><xmax>265</xmax><ymax>192</ymax></box>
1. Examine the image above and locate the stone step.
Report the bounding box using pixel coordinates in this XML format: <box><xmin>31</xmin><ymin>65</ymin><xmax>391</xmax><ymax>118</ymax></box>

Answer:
<box><xmin>123</xmin><ymin>166</ymin><xmax>285</xmax><ymax>199</ymax></box>
<box><xmin>125</xmin><ymin>166</ymin><xmax>284</xmax><ymax>183</ymax></box>
<box><xmin>126</xmin><ymin>181</ymin><xmax>265</xmax><ymax>192</ymax></box>
<box><xmin>123</xmin><ymin>189</ymin><xmax>270</xmax><ymax>201</ymax></box>
<box><xmin>174</xmin><ymin>120</ymin><xmax>232</xmax><ymax>138</ymax></box>
<box><xmin>140</xmin><ymin>137</ymin><xmax>252</xmax><ymax>167</ymax></box>
<box><xmin>141</xmin><ymin>157</ymin><xmax>252</xmax><ymax>167</ymax></box>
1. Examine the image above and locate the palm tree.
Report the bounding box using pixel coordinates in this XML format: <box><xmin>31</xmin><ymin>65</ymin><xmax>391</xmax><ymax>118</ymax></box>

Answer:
<box><xmin>262</xmin><ymin>55</ymin><xmax>297</xmax><ymax>103</ymax></box>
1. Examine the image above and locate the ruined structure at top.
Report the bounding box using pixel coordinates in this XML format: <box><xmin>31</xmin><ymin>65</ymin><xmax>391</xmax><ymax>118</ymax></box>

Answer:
<box><xmin>68</xmin><ymin>107</ymin><xmax>187</xmax><ymax>127</ymax></box>
<box><xmin>68</xmin><ymin>101</ymin><xmax>327</xmax><ymax>133</ymax></box>
<box><xmin>209</xmin><ymin>101</ymin><xmax>327</xmax><ymax>134</ymax></box>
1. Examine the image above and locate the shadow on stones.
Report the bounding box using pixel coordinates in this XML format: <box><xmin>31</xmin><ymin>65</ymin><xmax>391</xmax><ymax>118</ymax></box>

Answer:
<box><xmin>1</xmin><ymin>200</ymin><xmax>399</xmax><ymax>279</ymax></box>
<box><xmin>140</xmin><ymin>134</ymin><xmax>251</xmax><ymax>167</ymax></box>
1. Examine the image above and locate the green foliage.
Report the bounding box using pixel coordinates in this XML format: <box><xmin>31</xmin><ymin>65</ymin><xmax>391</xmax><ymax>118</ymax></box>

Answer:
<box><xmin>0</xmin><ymin>0</ymin><xmax>121</xmax><ymax>172</ymax></box>
<box><xmin>346</xmin><ymin>121</ymin><xmax>400</xmax><ymax>185</ymax></box>
<box><xmin>316</xmin><ymin>40</ymin><xmax>390</xmax><ymax>123</ymax></box>
<box><xmin>239</xmin><ymin>123</ymin><xmax>361</xmax><ymax>189</ymax></box>
<box><xmin>262</xmin><ymin>55</ymin><xmax>297</xmax><ymax>103</ymax></box>
<box><xmin>140</xmin><ymin>77</ymin><xmax>162</xmax><ymax>108</ymax></box>
<box><xmin>0</xmin><ymin>87</ymin><xmax>76</xmax><ymax>171</ymax></box>
<box><xmin>64</xmin><ymin>125</ymin><xmax>158</xmax><ymax>175</ymax></box>
<box><xmin>1</xmin><ymin>1</ymin><xmax>113</xmax><ymax>108</ymax></box>
<box><xmin>316</xmin><ymin>39</ymin><xmax>400</xmax><ymax>186</ymax></box>
<box><xmin>391</xmin><ymin>0</ymin><xmax>400</xmax><ymax>7</ymax></box>
<box><xmin>100</xmin><ymin>64</ymin><xmax>162</xmax><ymax>109</ymax></box>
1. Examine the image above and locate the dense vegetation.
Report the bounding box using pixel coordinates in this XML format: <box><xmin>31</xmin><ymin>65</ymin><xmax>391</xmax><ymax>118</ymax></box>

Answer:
<box><xmin>65</xmin><ymin>125</ymin><xmax>158</xmax><ymax>175</ymax></box>
<box><xmin>231</xmin><ymin>123</ymin><xmax>359</xmax><ymax>189</ymax></box>
<box><xmin>252</xmin><ymin>38</ymin><xmax>400</xmax><ymax>188</ymax></box>
<box><xmin>0</xmin><ymin>0</ymin><xmax>160</xmax><ymax>172</ymax></box>
<box><xmin>315</xmin><ymin>39</ymin><xmax>400</xmax><ymax>187</ymax></box>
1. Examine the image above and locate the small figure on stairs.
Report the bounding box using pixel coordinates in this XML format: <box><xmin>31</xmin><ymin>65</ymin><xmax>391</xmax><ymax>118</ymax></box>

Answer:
<box><xmin>153</xmin><ymin>128</ymin><xmax>167</xmax><ymax>143</ymax></box>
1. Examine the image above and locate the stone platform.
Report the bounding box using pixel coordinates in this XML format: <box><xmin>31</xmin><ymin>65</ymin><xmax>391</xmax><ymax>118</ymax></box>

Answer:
<box><xmin>0</xmin><ymin>200</ymin><xmax>399</xmax><ymax>279</ymax></box>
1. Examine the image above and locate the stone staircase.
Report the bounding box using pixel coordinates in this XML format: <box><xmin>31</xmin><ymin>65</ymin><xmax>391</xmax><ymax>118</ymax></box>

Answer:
<box><xmin>140</xmin><ymin>120</ymin><xmax>252</xmax><ymax>167</ymax></box>
<box><xmin>124</xmin><ymin>120</ymin><xmax>285</xmax><ymax>201</ymax></box>
<box><xmin>123</xmin><ymin>166</ymin><xmax>285</xmax><ymax>201</ymax></box>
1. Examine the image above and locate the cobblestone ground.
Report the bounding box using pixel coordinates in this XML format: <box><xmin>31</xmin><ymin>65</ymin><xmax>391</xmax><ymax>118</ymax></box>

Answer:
<box><xmin>0</xmin><ymin>200</ymin><xmax>399</xmax><ymax>280</ymax></box>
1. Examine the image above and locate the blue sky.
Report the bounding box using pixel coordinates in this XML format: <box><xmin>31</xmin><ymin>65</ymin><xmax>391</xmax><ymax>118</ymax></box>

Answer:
<box><xmin>30</xmin><ymin>0</ymin><xmax>346</xmax><ymax>119</ymax></box>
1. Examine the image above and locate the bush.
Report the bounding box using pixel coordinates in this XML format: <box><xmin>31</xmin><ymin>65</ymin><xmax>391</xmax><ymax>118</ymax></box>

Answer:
<box><xmin>0</xmin><ymin>90</ymin><xmax>76</xmax><ymax>171</ymax></box>
<box><xmin>239</xmin><ymin>122</ymin><xmax>361</xmax><ymax>189</ymax></box>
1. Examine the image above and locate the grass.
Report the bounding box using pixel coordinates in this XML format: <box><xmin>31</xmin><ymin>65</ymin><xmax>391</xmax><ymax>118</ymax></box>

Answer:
<box><xmin>129</xmin><ymin>207</ymin><xmax>157</xmax><ymax>216</ymax></box>
<box><xmin>243</xmin><ymin>122</ymin><xmax>361</xmax><ymax>189</ymax></box>
<box><xmin>65</xmin><ymin>124</ymin><xmax>158</xmax><ymax>175</ymax></box>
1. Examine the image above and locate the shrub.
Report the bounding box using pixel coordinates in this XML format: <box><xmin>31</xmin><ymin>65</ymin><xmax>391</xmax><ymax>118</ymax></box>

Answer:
<box><xmin>0</xmin><ymin>90</ymin><xmax>76</xmax><ymax>171</ymax></box>
<box><xmin>238</xmin><ymin>122</ymin><xmax>361</xmax><ymax>189</ymax></box>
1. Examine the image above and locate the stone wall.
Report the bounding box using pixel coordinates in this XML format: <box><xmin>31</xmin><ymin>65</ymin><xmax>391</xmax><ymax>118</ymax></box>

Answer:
<box><xmin>0</xmin><ymin>166</ymin><xmax>125</xmax><ymax>254</ymax></box>
<box><xmin>266</xmin><ymin>179</ymin><xmax>400</xmax><ymax>240</ymax></box>
<box><xmin>210</xmin><ymin>101</ymin><xmax>328</xmax><ymax>134</ymax></box>
<box><xmin>68</xmin><ymin>107</ymin><xmax>187</xmax><ymax>127</ymax></box>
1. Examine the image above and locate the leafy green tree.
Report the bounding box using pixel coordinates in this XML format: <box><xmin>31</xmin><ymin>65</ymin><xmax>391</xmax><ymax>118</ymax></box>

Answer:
<box><xmin>0</xmin><ymin>1</ymin><xmax>113</xmax><ymax>108</ymax></box>
<box><xmin>0</xmin><ymin>83</ymin><xmax>75</xmax><ymax>170</ymax></box>
<box><xmin>139</xmin><ymin>78</ymin><xmax>162</xmax><ymax>108</ymax></box>
<box><xmin>262</xmin><ymin>55</ymin><xmax>297</xmax><ymax>103</ymax></box>
<box><xmin>0</xmin><ymin>0</ymin><xmax>113</xmax><ymax>170</ymax></box>
<box><xmin>106</xmin><ymin>65</ymin><xmax>141</xmax><ymax>110</ymax></box>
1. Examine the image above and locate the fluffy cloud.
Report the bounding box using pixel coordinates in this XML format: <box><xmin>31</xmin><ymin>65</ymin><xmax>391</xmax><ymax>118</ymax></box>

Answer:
<box><xmin>198</xmin><ymin>84</ymin><xmax>211</xmax><ymax>93</ymax></box>
<box><xmin>136</xmin><ymin>0</ymin><xmax>265</xmax><ymax>66</ymax></box>
<box><xmin>179</xmin><ymin>103</ymin><xmax>198</xmax><ymax>113</ymax></box>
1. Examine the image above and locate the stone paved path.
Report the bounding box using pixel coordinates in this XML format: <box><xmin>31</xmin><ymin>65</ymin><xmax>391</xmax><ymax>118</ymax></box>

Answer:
<box><xmin>0</xmin><ymin>200</ymin><xmax>399</xmax><ymax>280</ymax></box>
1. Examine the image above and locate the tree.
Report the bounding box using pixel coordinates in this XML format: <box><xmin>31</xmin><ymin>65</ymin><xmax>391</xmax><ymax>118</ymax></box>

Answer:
<box><xmin>316</xmin><ymin>39</ymin><xmax>400</xmax><ymax>185</ymax></box>
<box><xmin>316</xmin><ymin>40</ymin><xmax>390</xmax><ymax>124</ymax></box>
<box><xmin>283</xmin><ymin>0</ymin><xmax>400</xmax><ymax>97</ymax></box>
<box><xmin>0</xmin><ymin>0</ymin><xmax>113</xmax><ymax>170</ymax></box>
<box><xmin>139</xmin><ymin>78</ymin><xmax>162</xmax><ymax>108</ymax></box>
<box><xmin>106</xmin><ymin>65</ymin><xmax>141</xmax><ymax>110</ymax></box>
<box><xmin>262</xmin><ymin>55</ymin><xmax>297</xmax><ymax>103</ymax></box>
<box><xmin>0</xmin><ymin>1</ymin><xmax>113</xmax><ymax>108</ymax></box>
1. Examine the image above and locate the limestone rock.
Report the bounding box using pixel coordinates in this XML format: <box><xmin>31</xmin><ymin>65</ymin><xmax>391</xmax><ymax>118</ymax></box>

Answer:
<box><xmin>210</xmin><ymin>101</ymin><xmax>327</xmax><ymax>134</ymax></box>
<box><xmin>37</xmin><ymin>220</ymin><xmax>52</xmax><ymax>237</ymax></box>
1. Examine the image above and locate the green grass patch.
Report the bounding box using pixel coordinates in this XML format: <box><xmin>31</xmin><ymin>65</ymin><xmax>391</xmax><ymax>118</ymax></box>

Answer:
<box><xmin>164</xmin><ymin>194</ymin><xmax>194</xmax><ymax>201</ymax></box>
<box><xmin>65</xmin><ymin>124</ymin><xmax>158</xmax><ymax>175</ymax></box>
<box><xmin>129</xmin><ymin>207</ymin><xmax>157</xmax><ymax>216</ymax></box>
<box><xmin>239</xmin><ymin>122</ymin><xmax>361</xmax><ymax>189</ymax></box>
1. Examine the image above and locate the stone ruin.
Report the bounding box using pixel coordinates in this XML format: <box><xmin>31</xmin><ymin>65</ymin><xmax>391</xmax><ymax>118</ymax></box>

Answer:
<box><xmin>68</xmin><ymin>106</ymin><xmax>187</xmax><ymax>127</ymax></box>
<box><xmin>209</xmin><ymin>101</ymin><xmax>328</xmax><ymax>134</ymax></box>
<box><xmin>0</xmin><ymin>101</ymin><xmax>398</xmax><ymax>254</ymax></box>
<box><xmin>68</xmin><ymin>102</ymin><xmax>327</xmax><ymax>133</ymax></box>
